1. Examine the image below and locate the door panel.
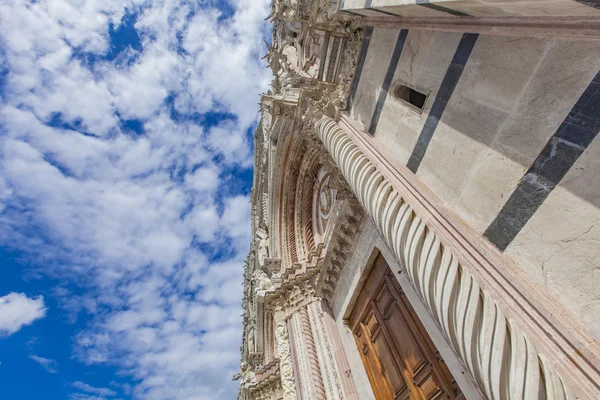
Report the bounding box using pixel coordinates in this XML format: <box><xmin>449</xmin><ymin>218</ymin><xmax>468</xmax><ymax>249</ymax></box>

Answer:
<box><xmin>354</xmin><ymin>323</ymin><xmax>394</xmax><ymax>399</ymax></box>
<box><xmin>350</xmin><ymin>253</ymin><xmax>463</xmax><ymax>400</ymax></box>
<box><xmin>371</xmin><ymin>326</ymin><xmax>406</xmax><ymax>397</ymax></box>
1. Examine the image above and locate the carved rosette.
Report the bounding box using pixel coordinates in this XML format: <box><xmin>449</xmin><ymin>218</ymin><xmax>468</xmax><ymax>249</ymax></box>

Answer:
<box><xmin>314</xmin><ymin>116</ymin><xmax>573</xmax><ymax>400</ymax></box>
<box><xmin>312</xmin><ymin>167</ymin><xmax>336</xmax><ymax>244</ymax></box>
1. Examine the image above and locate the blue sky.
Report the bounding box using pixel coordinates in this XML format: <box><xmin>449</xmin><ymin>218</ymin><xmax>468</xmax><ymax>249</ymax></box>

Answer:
<box><xmin>0</xmin><ymin>0</ymin><xmax>270</xmax><ymax>399</ymax></box>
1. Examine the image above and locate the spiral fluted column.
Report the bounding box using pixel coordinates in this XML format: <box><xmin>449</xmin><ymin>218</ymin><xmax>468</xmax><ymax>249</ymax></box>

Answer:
<box><xmin>314</xmin><ymin>116</ymin><xmax>572</xmax><ymax>400</ymax></box>
<box><xmin>289</xmin><ymin>307</ymin><xmax>326</xmax><ymax>400</ymax></box>
<box><xmin>306</xmin><ymin>300</ymin><xmax>347</xmax><ymax>400</ymax></box>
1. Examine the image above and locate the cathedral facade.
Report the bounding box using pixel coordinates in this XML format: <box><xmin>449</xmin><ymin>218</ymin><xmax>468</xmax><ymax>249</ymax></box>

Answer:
<box><xmin>238</xmin><ymin>1</ymin><xmax>600</xmax><ymax>399</ymax></box>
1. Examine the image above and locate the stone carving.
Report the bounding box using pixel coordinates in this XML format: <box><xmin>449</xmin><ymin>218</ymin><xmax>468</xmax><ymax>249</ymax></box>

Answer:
<box><xmin>275</xmin><ymin>320</ymin><xmax>296</xmax><ymax>400</ymax></box>
<box><xmin>313</xmin><ymin>167</ymin><xmax>337</xmax><ymax>243</ymax></box>
<box><xmin>253</xmin><ymin>269</ymin><xmax>274</xmax><ymax>296</ymax></box>
<box><xmin>238</xmin><ymin>2</ymin><xmax>366</xmax><ymax>398</ymax></box>
<box><xmin>307</xmin><ymin>301</ymin><xmax>345</xmax><ymax>400</ymax></box>
<box><xmin>314</xmin><ymin>116</ymin><xmax>574</xmax><ymax>400</ymax></box>
<box><xmin>240</xmin><ymin>361</ymin><xmax>257</xmax><ymax>385</ymax></box>
<box><xmin>256</xmin><ymin>227</ymin><xmax>270</xmax><ymax>269</ymax></box>
<box><xmin>299</xmin><ymin>307</ymin><xmax>326</xmax><ymax>400</ymax></box>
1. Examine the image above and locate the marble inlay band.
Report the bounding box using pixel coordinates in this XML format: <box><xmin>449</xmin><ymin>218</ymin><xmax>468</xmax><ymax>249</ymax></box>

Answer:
<box><xmin>419</xmin><ymin>3</ymin><xmax>471</xmax><ymax>17</ymax></box>
<box><xmin>484</xmin><ymin>69</ymin><xmax>600</xmax><ymax>251</ymax></box>
<box><xmin>368</xmin><ymin>29</ymin><xmax>409</xmax><ymax>135</ymax></box>
<box><xmin>575</xmin><ymin>0</ymin><xmax>600</xmax><ymax>10</ymax></box>
<box><xmin>348</xmin><ymin>27</ymin><xmax>373</xmax><ymax>111</ymax></box>
<box><xmin>315</xmin><ymin>115</ymin><xmax>573</xmax><ymax>400</ymax></box>
<box><xmin>367</xmin><ymin>7</ymin><xmax>399</xmax><ymax>16</ymax></box>
<box><xmin>406</xmin><ymin>32</ymin><xmax>479</xmax><ymax>173</ymax></box>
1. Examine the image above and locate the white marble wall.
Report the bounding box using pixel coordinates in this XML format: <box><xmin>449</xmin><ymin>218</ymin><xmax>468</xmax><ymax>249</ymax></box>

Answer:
<box><xmin>341</xmin><ymin>0</ymin><xmax>600</xmax><ymax>17</ymax></box>
<box><xmin>349</xmin><ymin>27</ymin><xmax>600</xmax><ymax>343</ymax></box>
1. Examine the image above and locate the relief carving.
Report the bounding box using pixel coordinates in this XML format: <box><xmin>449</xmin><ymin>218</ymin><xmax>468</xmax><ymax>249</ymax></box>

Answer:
<box><xmin>239</xmin><ymin>3</ymin><xmax>365</xmax><ymax>398</ymax></box>
<box><xmin>255</xmin><ymin>227</ymin><xmax>270</xmax><ymax>270</ymax></box>
<box><xmin>253</xmin><ymin>269</ymin><xmax>274</xmax><ymax>297</ymax></box>
<box><xmin>275</xmin><ymin>320</ymin><xmax>296</xmax><ymax>400</ymax></box>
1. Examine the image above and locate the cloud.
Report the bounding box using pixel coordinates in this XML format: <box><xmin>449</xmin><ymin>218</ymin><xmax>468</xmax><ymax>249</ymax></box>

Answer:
<box><xmin>30</xmin><ymin>355</ymin><xmax>58</xmax><ymax>374</ymax></box>
<box><xmin>69</xmin><ymin>395</ymin><xmax>107</xmax><ymax>400</ymax></box>
<box><xmin>72</xmin><ymin>381</ymin><xmax>117</xmax><ymax>397</ymax></box>
<box><xmin>0</xmin><ymin>293</ymin><xmax>46</xmax><ymax>336</ymax></box>
<box><xmin>0</xmin><ymin>0</ymin><xmax>270</xmax><ymax>398</ymax></box>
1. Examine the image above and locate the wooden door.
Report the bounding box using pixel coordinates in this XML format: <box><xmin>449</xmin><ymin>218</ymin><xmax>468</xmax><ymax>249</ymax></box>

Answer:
<box><xmin>350</xmin><ymin>254</ymin><xmax>463</xmax><ymax>400</ymax></box>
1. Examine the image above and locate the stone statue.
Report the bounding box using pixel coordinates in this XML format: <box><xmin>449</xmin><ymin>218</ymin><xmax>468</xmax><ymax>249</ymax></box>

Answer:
<box><xmin>256</xmin><ymin>227</ymin><xmax>270</xmax><ymax>268</ymax></box>
<box><xmin>253</xmin><ymin>269</ymin><xmax>274</xmax><ymax>295</ymax></box>
<box><xmin>247</xmin><ymin>326</ymin><xmax>255</xmax><ymax>354</ymax></box>
<box><xmin>239</xmin><ymin>361</ymin><xmax>256</xmax><ymax>385</ymax></box>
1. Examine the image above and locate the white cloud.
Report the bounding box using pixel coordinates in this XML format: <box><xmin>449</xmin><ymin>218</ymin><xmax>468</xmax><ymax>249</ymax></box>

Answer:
<box><xmin>207</xmin><ymin>120</ymin><xmax>254</xmax><ymax>167</ymax></box>
<box><xmin>0</xmin><ymin>174</ymin><xmax>12</xmax><ymax>213</ymax></box>
<box><xmin>72</xmin><ymin>381</ymin><xmax>117</xmax><ymax>397</ymax></box>
<box><xmin>70</xmin><ymin>395</ymin><xmax>107</xmax><ymax>400</ymax></box>
<box><xmin>0</xmin><ymin>293</ymin><xmax>46</xmax><ymax>336</ymax></box>
<box><xmin>107</xmin><ymin>44</ymin><xmax>178</xmax><ymax>121</ymax></box>
<box><xmin>0</xmin><ymin>0</ymin><xmax>270</xmax><ymax>398</ymax></box>
<box><xmin>30</xmin><ymin>355</ymin><xmax>58</xmax><ymax>374</ymax></box>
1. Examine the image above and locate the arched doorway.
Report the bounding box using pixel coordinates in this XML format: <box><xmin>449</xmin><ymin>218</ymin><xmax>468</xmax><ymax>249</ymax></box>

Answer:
<box><xmin>350</xmin><ymin>253</ymin><xmax>464</xmax><ymax>400</ymax></box>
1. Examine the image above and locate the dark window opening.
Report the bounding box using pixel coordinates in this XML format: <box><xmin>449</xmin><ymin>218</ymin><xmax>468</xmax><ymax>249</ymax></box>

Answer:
<box><xmin>393</xmin><ymin>84</ymin><xmax>427</xmax><ymax>111</ymax></box>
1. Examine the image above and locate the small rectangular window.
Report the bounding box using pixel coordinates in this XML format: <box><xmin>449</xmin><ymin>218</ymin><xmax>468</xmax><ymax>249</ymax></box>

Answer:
<box><xmin>393</xmin><ymin>84</ymin><xmax>427</xmax><ymax>112</ymax></box>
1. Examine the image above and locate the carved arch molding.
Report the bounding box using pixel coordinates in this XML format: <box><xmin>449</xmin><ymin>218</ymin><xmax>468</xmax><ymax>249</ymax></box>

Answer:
<box><xmin>314</xmin><ymin>115</ymin><xmax>597</xmax><ymax>400</ymax></box>
<box><xmin>280</xmin><ymin>136</ymin><xmax>338</xmax><ymax>270</ymax></box>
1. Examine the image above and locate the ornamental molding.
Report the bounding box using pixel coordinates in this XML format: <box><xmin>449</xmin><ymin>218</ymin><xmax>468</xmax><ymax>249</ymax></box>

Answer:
<box><xmin>314</xmin><ymin>115</ymin><xmax>600</xmax><ymax>400</ymax></box>
<box><xmin>269</xmin><ymin>268</ymin><xmax>320</xmax><ymax>318</ymax></box>
<box><xmin>246</xmin><ymin>359</ymin><xmax>281</xmax><ymax>392</ymax></box>
<box><xmin>315</xmin><ymin>196</ymin><xmax>364</xmax><ymax>301</ymax></box>
<box><xmin>307</xmin><ymin>300</ymin><xmax>345</xmax><ymax>400</ymax></box>
<box><xmin>239</xmin><ymin>4</ymin><xmax>367</xmax><ymax>397</ymax></box>
<box><xmin>275</xmin><ymin>319</ymin><xmax>296</xmax><ymax>400</ymax></box>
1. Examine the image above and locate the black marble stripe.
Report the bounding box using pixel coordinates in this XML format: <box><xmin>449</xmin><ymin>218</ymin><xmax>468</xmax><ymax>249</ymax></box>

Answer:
<box><xmin>368</xmin><ymin>7</ymin><xmax>400</xmax><ymax>16</ymax></box>
<box><xmin>348</xmin><ymin>26</ymin><xmax>374</xmax><ymax>111</ymax></box>
<box><xmin>484</xmin><ymin>70</ymin><xmax>600</xmax><ymax>251</ymax></box>
<box><xmin>341</xmin><ymin>9</ymin><xmax>368</xmax><ymax>16</ymax></box>
<box><xmin>364</xmin><ymin>0</ymin><xmax>373</xmax><ymax>8</ymax></box>
<box><xmin>419</xmin><ymin>3</ymin><xmax>471</xmax><ymax>16</ymax></box>
<box><xmin>406</xmin><ymin>32</ymin><xmax>478</xmax><ymax>173</ymax></box>
<box><xmin>575</xmin><ymin>0</ymin><xmax>600</xmax><ymax>10</ymax></box>
<box><xmin>368</xmin><ymin>29</ymin><xmax>409</xmax><ymax>135</ymax></box>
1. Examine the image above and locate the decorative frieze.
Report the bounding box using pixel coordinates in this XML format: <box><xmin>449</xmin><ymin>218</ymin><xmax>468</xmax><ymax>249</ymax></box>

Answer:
<box><xmin>239</xmin><ymin>2</ymin><xmax>369</xmax><ymax>398</ymax></box>
<box><xmin>315</xmin><ymin>196</ymin><xmax>364</xmax><ymax>301</ymax></box>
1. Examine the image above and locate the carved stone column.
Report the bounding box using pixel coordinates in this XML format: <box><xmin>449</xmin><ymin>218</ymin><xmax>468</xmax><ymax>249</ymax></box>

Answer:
<box><xmin>313</xmin><ymin>115</ymin><xmax>577</xmax><ymax>400</ymax></box>
<box><xmin>274</xmin><ymin>317</ymin><xmax>296</xmax><ymax>400</ymax></box>
<box><xmin>288</xmin><ymin>306</ymin><xmax>326</xmax><ymax>400</ymax></box>
<box><xmin>306</xmin><ymin>300</ymin><xmax>346</xmax><ymax>400</ymax></box>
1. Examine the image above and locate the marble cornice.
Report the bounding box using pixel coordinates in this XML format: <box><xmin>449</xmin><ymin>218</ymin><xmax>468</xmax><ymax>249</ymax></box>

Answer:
<box><xmin>262</xmin><ymin>259</ymin><xmax>321</xmax><ymax>311</ymax></box>
<box><xmin>247</xmin><ymin>359</ymin><xmax>280</xmax><ymax>392</ymax></box>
